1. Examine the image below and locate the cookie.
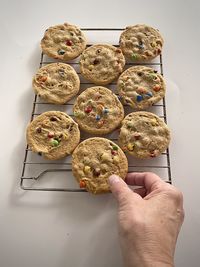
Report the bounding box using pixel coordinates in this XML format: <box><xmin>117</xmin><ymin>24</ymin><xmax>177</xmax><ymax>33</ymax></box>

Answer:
<box><xmin>119</xmin><ymin>24</ymin><xmax>164</xmax><ymax>61</ymax></box>
<box><xmin>26</xmin><ymin>111</ymin><xmax>80</xmax><ymax>160</ymax></box>
<box><xmin>32</xmin><ymin>63</ymin><xmax>80</xmax><ymax>104</ymax></box>
<box><xmin>117</xmin><ymin>66</ymin><xmax>165</xmax><ymax>110</ymax></box>
<box><xmin>118</xmin><ymin>112</ymin><xmax>170</xmax><ymax>158</ymax></box>
<box><xmin>73</xmin><ymin>86</ymin><xmax>124</xmax><ymax>135</ymax></box>
<box><xmin>72</xmin><ymin>137</ymin><xmax>128</xmax><ymax>194</ymax></box>
<box><xmin>80</xmin><ymin>44</ymin><xmax>125</xmax><ymax>85</ymax></box>
<box><xmin>41</xmin><ymin>23</ymin><xmax>87</xmax><ymax>61</ymax></box>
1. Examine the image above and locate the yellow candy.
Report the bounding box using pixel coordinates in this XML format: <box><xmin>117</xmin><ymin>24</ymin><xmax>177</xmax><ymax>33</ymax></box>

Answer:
<box><xmin>151</xmin><ymin>119</ymin><xmax>159</xmax><ymax>126</ymax></box>
<box><xmin>88</xmin><ymin>65</ymin><xmax>94</xmax><ymax>71</ymax></box>
<box><xmin>84</xmin><ymin>166</ymin><xmax>91</xmax><ymax>174</ymax></box>
<box><xmin>127</xmin><ymin>143</ymin><xmax>134</xmax><ymax>151</ymax></box>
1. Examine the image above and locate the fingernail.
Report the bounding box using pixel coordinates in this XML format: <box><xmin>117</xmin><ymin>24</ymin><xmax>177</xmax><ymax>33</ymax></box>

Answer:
<box><xmin>108</xmin><ymin>175</ymin><xmax>121</xmax><ymax>185</ymax></box>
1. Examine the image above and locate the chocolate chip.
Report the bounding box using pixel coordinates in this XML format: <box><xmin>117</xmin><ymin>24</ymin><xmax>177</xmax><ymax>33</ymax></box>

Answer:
<box><xmin>36</xmin><ymin>127</ymin><xmax>42</xmax><ymax>133</ymax></box>
<box><xmin>93</xmin><ymin>168</ymin><xmax>101</xmax><ymax>177</ymax></box>
<box><xmin>93</xmin><ymin>59</ymin><xmax>99</xmax><ymax>65</ymax></box>
<box><xmin>38</xmin><ymin>152</ymin><xmax>42</xmax><ymax>156</ymax></box>
<box><xmin>59</xmin><ymin>133</ymin><xmax>63</xmax><ymax>138</ymax></box>
<box><xmin>69</xmin><ymin>125</ymin><xmax>74</xmax><ymax>132</ymax></box>
<box><xmin>97</xmin><ymin>49</ymin><xmax>101</xmax><ymax>54</ymax></box>
<box><xmin>50</xmin><ymin>117</ymin><xmax>57</xmax><ymax>122</ymax></box>
<box><xmin>137</xmin><ymin>72</ymin><xmax>142</xmax><ymax>76</ymax></box>
<box><xmin>154</xmin><ymin>70</ymin><xmax>158</xmax><ymax>73</ymax></box>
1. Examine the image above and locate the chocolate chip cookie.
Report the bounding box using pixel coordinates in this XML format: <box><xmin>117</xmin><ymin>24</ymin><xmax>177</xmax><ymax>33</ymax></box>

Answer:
<box><xmin>41</xmin><ymin>23</ymin><xmax>87</xmax><ymax>61</ymax></box>
<box><xmin>73</xmin><ymin>86</ymin><xmax>124</xmax><ymax>135</ymax></box>
<box><xmin>117</xmin><ymin>66</ymin><xmax>165</xmax><ymax>110</ymax></box>
<box><xmin>72</xmin><ymin>137</ymin><xmax>128</xmax><ymax>194</ymax></box>
<box><xmin>119</xmin><ymin>24</ymin><xmax>164</xmax><ymax>61</ymax></box>
<box><xmin>33</xmin><ymin>63</ymin><xmax>80</xmax><ymax>104</ymax></box>
<box><xmin>80</xmin><ymin>44</ymin><xmax>125</xmax><ymax>85</ymax></box>
<box><xmin>118</xmin><ymin>111</ymin><xmax>170</xmax><ymax>158</ymax></box>
<box><xmin>26</xmin><ymin>111</ymin><xmax>80</xmax><ymax>160</ymax></box>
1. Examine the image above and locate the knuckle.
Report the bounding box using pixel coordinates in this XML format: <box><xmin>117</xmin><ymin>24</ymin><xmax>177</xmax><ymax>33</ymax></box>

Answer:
<box><xmin>167</xmin><ymin>186</ymin><xmax>184</xmax><ymax>204</ymax></box>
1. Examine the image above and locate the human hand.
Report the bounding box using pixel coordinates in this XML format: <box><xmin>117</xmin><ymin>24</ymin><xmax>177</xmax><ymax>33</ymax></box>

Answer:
<box><xmin>108</xmin><ymin>172</ymin><xmax>184</xmax><ymax>267</ymax></box>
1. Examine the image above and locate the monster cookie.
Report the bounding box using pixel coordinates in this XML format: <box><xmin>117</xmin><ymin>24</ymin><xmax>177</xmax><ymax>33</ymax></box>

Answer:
<box><xmin>117</xmin><ymin>66</ymin><xmax>165</xmax><ymax>110</ymax></box>
<box><xmin>73</xmin><ymin>86</ymin><xmax>124</xmax><ymax>135</ymax></box>
<box><xmin>80</xmin><ymin>44</ymin><xmax>125</xmax><ymax>85</ymax></box>
<box><xmin>33</xmin><ymin>63</ymin><xmax>80</xmax><ymax>104</ymax></box>
<box><xmin>26</xmin><ymin>111</ymin><xmax>80</xmax><ymax>160</ymax></box>
<box><xmin>118</xmin><ymin>112</ymin><xmax>170</xmax><ymax>158</ymax></box>
<box><xmin>41</xmin><ymin>23</ymin><xmax>87</xmax><ymax>61</ymax></box>
<box><xmin>119</xmin><ymin>24</ymin><xmax>164</xmax><ymax>61</ymax></box>
<box><xmin>72</xmin><ymin>137</ymin><xmax>128</xmax><ymax>194</ymax></box>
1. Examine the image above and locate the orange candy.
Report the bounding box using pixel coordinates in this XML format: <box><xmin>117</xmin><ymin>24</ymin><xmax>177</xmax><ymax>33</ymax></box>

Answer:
<box><xmin>39</xmin><ymin>76</ymin><xmax>47</xmax><ymax>82</ymax></box>
<box><xmin>79</xmin><ymin>180</ymin><xmax>86</xmax><ymax>188</ymax></box>
<box><xmin>153</xmin><ymin>85</ymin><xmax>161</xmax><ymax>92</ymax></box>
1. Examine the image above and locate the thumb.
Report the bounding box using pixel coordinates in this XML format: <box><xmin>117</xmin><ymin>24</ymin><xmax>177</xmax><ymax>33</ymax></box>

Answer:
<box><xmin>108</xmin><ymin>175</ymin><xmax>140</xmax><ymax>205</ymax></box>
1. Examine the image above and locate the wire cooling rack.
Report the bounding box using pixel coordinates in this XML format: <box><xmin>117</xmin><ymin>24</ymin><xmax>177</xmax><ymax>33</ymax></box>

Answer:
<box><xmin>20</xmin><ymin>28</ymin><xmax>172</xmax><ymax>192</ymax></box>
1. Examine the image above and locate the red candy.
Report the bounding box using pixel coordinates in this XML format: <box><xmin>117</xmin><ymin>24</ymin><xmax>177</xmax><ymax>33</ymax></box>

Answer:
<box><xmin>85</xmin><ymin>106</ymin><xmax>92</xmax><ymax>113</ymax></box>
<box><xmin>48</xmin><ymin>132</ymin><xmax>54</xmax><ymax>138</ymax></box>
<box><xmin>66</xmin><ymin>40</ymin><xmax>73</xmax><ymax>46</ymax></box>
<box><xmin>111</xmin><ymin>151</ymin><xmax>117</xmax><ymax>155</ymax></box>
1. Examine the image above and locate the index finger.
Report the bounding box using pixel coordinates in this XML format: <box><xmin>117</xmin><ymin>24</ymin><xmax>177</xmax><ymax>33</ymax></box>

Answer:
<box><xmin>126</xmin><ymin>172</ymin><xmax>165</xmax><ymax>192</ymax></box>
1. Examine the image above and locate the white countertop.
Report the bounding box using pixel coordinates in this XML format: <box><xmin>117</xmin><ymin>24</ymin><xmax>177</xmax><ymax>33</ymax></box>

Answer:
<box><xmin>1</xmin><ymin>0</ymin><xmax>200</xmax><ymax>266</ymax></box>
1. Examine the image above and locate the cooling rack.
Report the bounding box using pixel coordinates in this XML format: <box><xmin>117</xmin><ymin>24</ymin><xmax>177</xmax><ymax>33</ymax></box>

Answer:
<box><xmin>20</xmin><ymin>28</ymin><xmax>172</xmax><ymax>192</ymax></box>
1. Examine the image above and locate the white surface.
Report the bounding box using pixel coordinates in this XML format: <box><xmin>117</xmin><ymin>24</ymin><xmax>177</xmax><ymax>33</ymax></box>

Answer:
<box><xmin>0</xmin><ymin>0</ymin><xmax>200</xmax><ymax>266</ymax></box>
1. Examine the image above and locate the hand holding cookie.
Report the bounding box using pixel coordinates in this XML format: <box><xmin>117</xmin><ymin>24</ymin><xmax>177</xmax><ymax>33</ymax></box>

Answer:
<box><xmin>109</xmin><ymin>172</ymin><xmax>184</xmax><ymax>267</ymax></box>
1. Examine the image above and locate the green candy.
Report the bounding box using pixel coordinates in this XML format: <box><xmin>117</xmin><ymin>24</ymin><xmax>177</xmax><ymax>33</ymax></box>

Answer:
<box><xmin>58</xmin><ymin>49</ymin><xmax>65</xmax><ymax>55</ymax></box>
<box><xmin>51</xmin><ymin>139</ymin><xmax>59</xmax><ymax>147</ymax></box>
<box><xmin>112</xmin><ymin>145</ymin><xmax>118</xmax><ymax>151</ymax></box>
<box><xmin>74</xmin><ymin>111</ymin><xmax>85</xmax><ymax>118</ymax></box>
<box><xmin>131</xmin><ymin>53</ymin><xmax>138</xmax><ymax>60</ymax></box>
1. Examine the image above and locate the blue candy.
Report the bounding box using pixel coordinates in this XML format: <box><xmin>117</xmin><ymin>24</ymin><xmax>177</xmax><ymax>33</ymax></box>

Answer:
<box><xmin>136</xmin><ymin>95</ymin><xmax>143</xmax><ymax>102</ymax></box>
<box><xmin>96</xmin><ymin>115</ymin><xmax>101</xmax><ymax>121</ymax></box>
<box><xmin>145</xmin><ymin>92</ymin><xmax>153</xmax><ymax>98</ymax></box>
<box><xmin>103</xmin><ymin>108</ymin><xmax>109</xmax><ymax>114</ymax></box>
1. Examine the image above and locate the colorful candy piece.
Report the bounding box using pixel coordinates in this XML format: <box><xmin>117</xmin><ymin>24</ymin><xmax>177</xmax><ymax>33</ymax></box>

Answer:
<box><xmin>145</xmin><ymin>92</ymin><xmax>153</xmax><ymax>98</ymax></box>
<box><xmin>74</xmin><ymin>111</ymin><xmax>85</xmax><ymax>118</ymax></box>
<box><xmin>66</xmin><ymin>40</ymin><xmax>73</xmax><ymax>46</ymax></box>
<box><xmin>57</xmin><ymin>49</ymin><xmax>65</xmax><ymax>55</ymax></box>
<box><xmin>51</xmin><ymin>139</ymin><xmax>59</xmax><ymax>147</ymax></box>
<box><xmin>153</xmin><ymin>85</ymin><xmax>161</xmax><ymax>92</ymax></box>
<box><xmin>111</xmin><ymin>150</ymin><xmax>117</xmax><ymax>155</ymax></box>
<box><xmin>39</xmin><ymin>76</ymin><xmax>47</xmax><ymax>82</ymax></box>
<box><xmin>79</xmin><ymin>180</ymin><xmax>86</xmax><ymax>188</ymax></box>
<box><xmin>48</xmin><ymin>132</ymin><xmax>54</xmax><ymax>138</ymax></box>
<box><xmin>85</xmin><ymin>106</ymin><xmax>92</xmax><ymax>113</ymax></box>
<box><xmin>136</xmin><ymin>95</ymin><xmax>143</xmax><ymax>102</ymax></box>
<box><xmin>103</xmin><ymin>107</ymin><xmax>109</xmax><ymax>114</ymax></box>
<box><xmin>131</xmin><ymin>53</ymin><xmax>138</xmax><ymax>60</ymax></box>
<box><xmin>112</xmin><ymin>145</ymin><xmax>118</xmax><ymax>151</ymax></box>
<box><xmin>96</xmin><ymin>115</ymin><xmax>101</xmax><ymax>121</ymax></box>
<box><xmin>127</xmin><ymin>143</ymin><xmax>134</xmax><ymax>151</ymax></box>
<box><xmin>84</xmin><ymin>165</ymin><xmax>91</xmax><ymax>174</ymax></box>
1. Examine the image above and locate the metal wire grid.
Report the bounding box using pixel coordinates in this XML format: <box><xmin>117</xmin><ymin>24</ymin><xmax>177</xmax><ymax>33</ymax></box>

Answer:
<box><xmin>20</xmin><ymin>28</ymin><xmax>172</xmax><ymax>192</ymax></box>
